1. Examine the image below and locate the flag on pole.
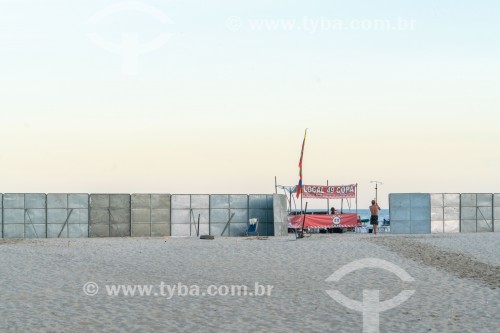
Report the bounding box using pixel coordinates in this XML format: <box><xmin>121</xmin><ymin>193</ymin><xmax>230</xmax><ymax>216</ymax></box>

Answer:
<box><xmin>296</xmin><ymin>129</ymin><xmax>307</xmax><ymax>198</ymax></box>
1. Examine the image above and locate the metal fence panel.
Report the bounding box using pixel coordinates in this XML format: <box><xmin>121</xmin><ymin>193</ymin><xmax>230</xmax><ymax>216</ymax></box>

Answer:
<box><xmin>495</xmin><ymin>194</ymin><xmax>500</xmax><ymax>232</ymax></box>
<box><xmin>461</xmin><ymin>220</ymin><xmax>477</xmax><ymax>233</ymax></box>
<box><xmin>430</xmin><ymin>193</ymin><xmax>443</xmax><ymax>207</ymax></box>
<box><xmin>477</xmin><ymin>193</ymin><xmax>493</xmax><ymax>207</ymax></box>
<box><xmin>3</xmin><ymin>194</ymin><xmax>24</xmax><ymax>208</ymax></box>
<box><xmin>410</xmin><ymin>193</ymin><xmax>430</xmax><ymax>233</ymax></box>
<box><xmin>229</xmin><ymin>223</ymin><xmax>247</xmax><ymax>237</ymax></box>
<box><xmin>171</xmin><ymin>224</ymin><xmax>190</xmax><ymax>236</ymax></box>
<box><xmin>89</xmin><ymin>194</ymin><xmax>130</xmax><ymax>237</ymax></box>
<box><xmin>25</xmin><ymin>194</ymin><xmax>46</xmax><ymax>208</ymax></box>
<box><xmin>229</xmin><ymin>209</ymin><xmax>248</xmax><ymax>224</ymax></box>
<box><xmin>47</xmin><ymin>194</ymin><xmax>88</xmax><ymax>238</ymax></box>
<box><xmin>389</xmin><ymin>193</ymin><xmax>430</xmax><ymax>234</ymax></box>
<box><xmin>69</xmin><ymin>194</ymin><xmax>88</xmax><ymax>209</ymax></box>
<box><xmin>171</xmin><ymin>209</ymin><xmax>190</xmax><ymax>223</ymax></box>
<box><xmin>461</xmin><ymin>193</ymin><xmax>476</xmax><ymax>207</ymax></box>
<box><xmin>430</xmin><ymin>194</ymin><xmax>443</xmax><ymax>233</ymax></box>
<box><xmin>171</xmin><ymin>194</ymin><xmax>191</xmax><ymax>237</ymax></box>
<box><xmin>443</xmin><ymin>206</ymin><xmax>460</xmax><ymax>233</ymax></box>
<box><xmin>389</xmin><ymin>193</ymin><xmax>411</xmax><ymax>221</ymax></box>
<box><xmin>131</xmin><ymin>194</ymin><xmax>151</xmax><ymax>237</ymax></box>
<box><xmin>3</xmin><ymin>194</ymin><xmax>26</xmax><ymax>238</ymax></box>
<box><xmin>477</xmin><ymin>206</ymin><xmax>493</xmax><ymax>220</ymax></box>
<box><xmin>444</xmin><ymin>193</ymin><xmax>460</xmax><ymax>206</ymax></box>
<box><xmin>444</xmin><ymin>220</ymin><xmax>460</xmax><ymax>233</ymax></box>
<box><xmin>24</xmin><ymin>206</ymin><xmax>47</xmax><ymax>239</ymax></box>
<box><xmin>273</xmin><ymin>194</ymin><xmax>288</xmax><ymax>236</ymax></box>
<box><xmin>0</xmin><ymin>194</ymin><xmax>2</xmax><ymax>238</ymax></box>
<box><xmin>171</xmin><ymin>195</ymin><xmax>190</xmax><ymax>209</ymax></box>
<box><xmin>210</xmin><ymin>195</ymin><xmax>229</xmax><ymax>209</ymax></box>
<box><xmin>460</xmin><ymin>193</ymin><xmax>493</xmax><ymax>233</ymax></box>
<box><xmin>131</xmin><ymin>194</ymin><xmax>171</xmax><ymax>237</ymax></box>
<box><xmin>249</xmin><ymin>195</ymin><xmax>270</xmax><ymax>209</ymax></box>
<box><xmin>171</xmin><ymin>194</ymin><xmax>207</xmax><ymax>237</ymax></box>
<box><xmin>477</xmin><ymin>219</ymin><xmax>493</xmax><ymax>232</ymax></box>
<box><xmin>209</xmin><ymin>223</ymin><xmax>226</xmax><ymax>237</ymax></box>
<box><xmin>461</xmin><ymin>206</ymin><xmax>476</xmax><ymax>220</ymax></box>
<box><xmin>3</xmin><ymin>194</ymin><xmax>47</xmax><ymax>238</ymax></box>
<box><xmin>4</xmin><ymin>225</ymin><xmax>24</xmax><ymax>238</ymax></box>
<box><xmin>190</xmin><ymin>195</ymin><xmax>209</xmax><ymax>209</ymax></box>
<box><xmin>392</xmin><ymin>220</ymin><xmax>411</xmax><ymax>234</ymax></box>
<box><xmin>229</xmin><ymin>195</ymin><xmax>248</xmax><ymax>209</ymax></box>
<box><xmin>431</xmin><ymin>220</ymin><xmax>443</xmax><ymax>233</ymax></box>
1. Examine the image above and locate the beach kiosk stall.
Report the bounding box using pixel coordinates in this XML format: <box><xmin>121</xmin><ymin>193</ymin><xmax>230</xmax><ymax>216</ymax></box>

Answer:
<box><xmin>289</xmin><ymin>184</ymin><xmax>359</xmax><ymax>231</ymax></box>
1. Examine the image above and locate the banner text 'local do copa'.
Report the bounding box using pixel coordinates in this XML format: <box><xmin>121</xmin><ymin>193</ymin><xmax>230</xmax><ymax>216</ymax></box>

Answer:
<box><xmin>301</xmin><ymin>184</ymin><xmax>357</xmax><ymax>199</ymax></box>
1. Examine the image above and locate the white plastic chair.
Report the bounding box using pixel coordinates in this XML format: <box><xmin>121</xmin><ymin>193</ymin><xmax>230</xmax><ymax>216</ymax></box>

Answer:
<box><xmin>245</xmin><ymin>218</ymin><xmax>259</xmax><ymax>236</ymax></box>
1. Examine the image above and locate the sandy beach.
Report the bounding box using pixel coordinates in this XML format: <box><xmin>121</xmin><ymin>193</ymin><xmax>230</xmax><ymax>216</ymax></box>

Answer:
<box><xmin>0</xmin><ymin>233</ymin><xmax>498</xmax><ymax>332</ymax></box>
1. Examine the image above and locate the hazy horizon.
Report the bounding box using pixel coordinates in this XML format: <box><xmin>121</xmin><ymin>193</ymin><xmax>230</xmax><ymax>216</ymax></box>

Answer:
<box><xmin>1</xmin><ymin>0</ymin><xmax>499</xmax><ymax>209</ymax></box>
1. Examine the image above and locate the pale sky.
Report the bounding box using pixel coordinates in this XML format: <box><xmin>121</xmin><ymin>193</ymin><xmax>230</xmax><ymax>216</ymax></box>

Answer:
<box><xmin>1</xmin><ymin>0</ymin><xmax>499</xmax><ymax>209</ymax></box>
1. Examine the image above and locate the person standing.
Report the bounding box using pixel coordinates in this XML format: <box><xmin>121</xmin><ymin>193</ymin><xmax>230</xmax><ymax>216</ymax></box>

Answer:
<box><xmin>369</xmin><ymin>200</ymin><xmax>381</xmax><ymax>234</ymax></box>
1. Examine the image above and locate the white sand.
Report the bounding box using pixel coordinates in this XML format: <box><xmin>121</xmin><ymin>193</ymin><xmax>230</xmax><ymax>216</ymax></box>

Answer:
<box><xmin>0</xmin><ymin>233</ymin><xmax>498</xmax><ymax>332</ymax></box>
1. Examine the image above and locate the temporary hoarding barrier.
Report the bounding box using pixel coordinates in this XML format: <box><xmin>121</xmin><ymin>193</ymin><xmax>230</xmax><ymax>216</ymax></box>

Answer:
<box><xmin>0</xmin><ymin>193</ymin><xmax>286</xmax><ymax>238</ymax></box>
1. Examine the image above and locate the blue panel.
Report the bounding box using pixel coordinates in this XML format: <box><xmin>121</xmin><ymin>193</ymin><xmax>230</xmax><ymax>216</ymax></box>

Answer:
<box><xmin>229</xmin><ymin>195</ymin><xmax>248</xmax><ymax>209</ymax></box>
<box><xmin>25</xmin><ymin>194</ymin><xmax>46</xmax><ymax>209</ymax></box>
<box><xmin>411</xmin><ymin>219</ymin><xmax>431</xmax><ymax>234</ymax></box>
<box><xmin>391</xmin><ymin>220</ymin><xmax>411</xmax><ymax>234</ymax></box>
<box><xmin>3</xmin><ymin>194</ymin><xmax>24</xmax><ymax>209</ymax></box>
<box><xmin>461</xmin><ymin>194</ymin><xmax>476</xmax><ymax>207</ymax></box>
<box><xmin>210</xmin><ymin>195</ymin><xmax>229</xmax><ymax>209</ymax></box>
<box><xmin>461</xmin><ymin>207</ymin><xmax>476</xmax><ymax>220</ymax></box>
<box><xmin>477</xmin><ymin>193</ymin><xmax>493</xmax><ymax>207</ymax></box>
<box><xmin>249</xmin><ymin>195</ymin><xmax>268</xmax><ymax>209</ymax></box>
<box><xmin>390</xmin><ymin>193</ymin><xmax>410</xmax><ymax>208</ymax></box>
<box><xmin>68</xmin><ymin>194</ymin><xmax>89</xmax><ymax>209</ymax></box>
<box><xmin>47</xmin><ymin>194</ymin><xmax>68</xmax><ymax>209</ymax></box>
<box><xmin>210</xmin><ymin>209</ymin><xmax>229</xmax><ymax>223</ymax></box>
<box><xmin>229</xmin><ymin>223</ymin><xmax>247</xmax><ymax>236</ymax></box>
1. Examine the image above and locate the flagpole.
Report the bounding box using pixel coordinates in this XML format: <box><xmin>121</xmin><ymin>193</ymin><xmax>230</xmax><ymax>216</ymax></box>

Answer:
<box><xmin>296</xmin><ymin>128</ymin><xmax>307</xmax><ymax>214</ymax></box>
<box><xmin>327</xmin><ymin>179</ymin><xmax>330</xmax><ymax>213</ymax></box>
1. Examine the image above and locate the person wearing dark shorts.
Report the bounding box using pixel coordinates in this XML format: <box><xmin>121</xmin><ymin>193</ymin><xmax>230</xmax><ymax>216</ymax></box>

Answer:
<box><xmin>369</xmin><ymin>200</ymin><xmax>381</xmax><ymax>234</ymax></box>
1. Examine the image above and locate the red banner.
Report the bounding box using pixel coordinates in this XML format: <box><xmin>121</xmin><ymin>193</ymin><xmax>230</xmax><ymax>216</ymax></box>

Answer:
<box><xmin>301</xmin><ymin>184</ymin><xmax>357</xmax><ymax>199</ymax></box>
<box><xmin>289</xmin><ymin>213</ymin><xmax>359</xmax><ymax>228</ymax></box>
